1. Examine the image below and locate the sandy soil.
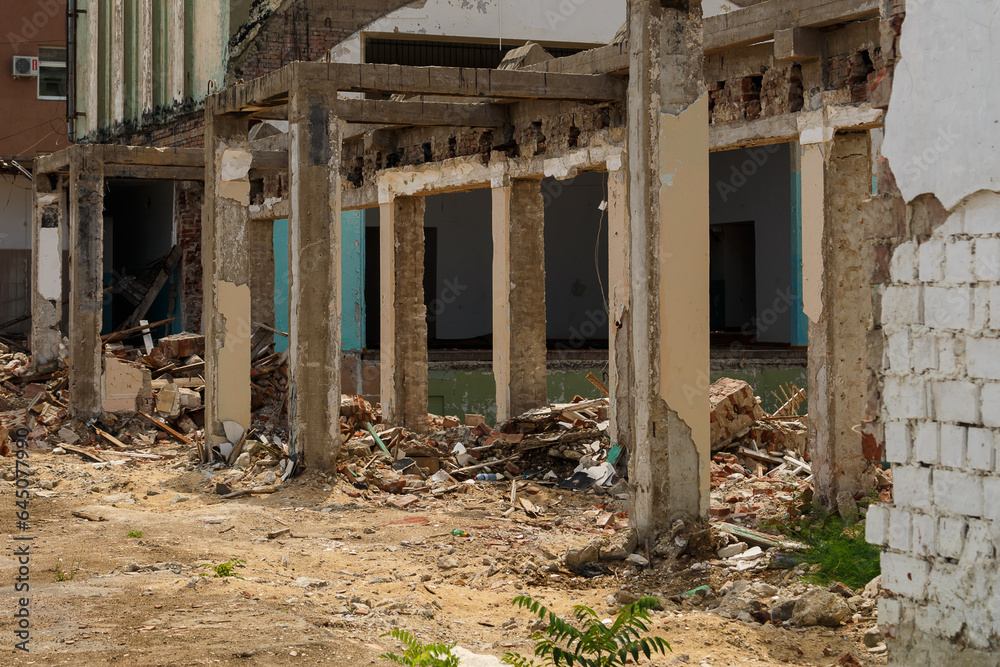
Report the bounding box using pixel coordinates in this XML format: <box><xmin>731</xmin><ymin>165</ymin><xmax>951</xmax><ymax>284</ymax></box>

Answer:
<box><xmin>0</xmin><ymin>446</ymin><xmax>887</xmax><ymax>667</ymax></box>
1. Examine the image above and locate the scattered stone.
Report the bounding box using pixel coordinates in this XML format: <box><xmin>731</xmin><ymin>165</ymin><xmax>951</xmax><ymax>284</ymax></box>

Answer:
<box><xmin>717</xmin><ymin>542</ymin><xmax>748</xmax><ymax>559</ymax></box>
<box><xmin>564</xmin><ymin>540</ymin><xmax>601</xmax><ymax>569</ymax></box>
<box><xmin>214</xmin><ymin>482</ymin><xmax>232</xmax><ymax>495</ymax></box>
<box><xmin>290</xmin><ymin>577</ymin><xmax>328</xmax><ymax>589</ymax></box>
<box><xmin>828</xmin><ymin>581</ymin><xmax>855</xmax><ymax>598</ymax></box>
<box><xmin>52</xmin><ymin>447</ymin><xmax>66</xmax><ymax>455</ymax></box>
<box><xmin>770</xmin><ymin>598</ymin><xmax>798</xmax><ymax>622</ymax></box>
<box><xmin>146</xmin><ymin>488</ymin><xmax>163</xmax><ymax>496</ymax></box>
<box><xmin>38</xmin><ymin>479</ymin><xmax>54</xmax><ymax>490</ymax></box>
<box><xmin>169</xmin><ymin>494</ymin><xmax>191</xmax><ymax>505</ymax></box>
<box><xmin>263</xmin><ymin>471</ymin><xmax>277</xmax><ymax>485</ymax></box>
<box><xmin>234</xmin><ymin>452</ymin><xmax>251</xmax><ymax>468</ymax></box>
<box><xmin>863</xmin><ymin>626</ymin><xmax>885</xmax><ymax>648</ymax></box>
<box><xmin>863</xmin><ymin>575</ymin><xmax>882</xmax><ymax>599</ymax></box>
<box><xmin>437</xmin><ymin>555</ymin><xmax>460</xmax><ymax>570</ymax></box>
<box><xmin>790</xmin><ymin>588</ymin><xmax>851</xmax><ymax>627</ymax></box>
<box><xmin>625</xmin><ymin>553</ymin><xmax>649</xmax><ymax>567</ymax></box>
<box><xmin>125</xmin><ymin>562</ymin><xmax>140</xmax><ymax>573</ymax></box>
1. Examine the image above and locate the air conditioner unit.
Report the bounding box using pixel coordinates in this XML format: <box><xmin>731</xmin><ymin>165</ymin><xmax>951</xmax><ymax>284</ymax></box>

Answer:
<box><xmin>12</xmin><ymin>56</ymin><xmax>38</xmax><ymax>78</ymax></box>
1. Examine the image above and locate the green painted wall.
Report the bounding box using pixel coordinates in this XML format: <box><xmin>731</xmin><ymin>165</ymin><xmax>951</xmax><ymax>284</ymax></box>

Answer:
<box><xmin>425</xmin><ymin>366</ymin><xmax>805</xmax><ymax>426</ymax></box>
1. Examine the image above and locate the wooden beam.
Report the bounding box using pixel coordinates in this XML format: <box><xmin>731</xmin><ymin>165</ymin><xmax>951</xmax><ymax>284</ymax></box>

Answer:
<box><xmin>704</xmin><ymin>0</ymin><xmax>879</xmax><ymax>54</ymax></box>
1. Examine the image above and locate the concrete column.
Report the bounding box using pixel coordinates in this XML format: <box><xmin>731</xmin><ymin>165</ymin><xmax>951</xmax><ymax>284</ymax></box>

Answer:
<box><xmin>492</xmin><ymin>177</ymin><xmax>548</xmax><ymax>422</ymax></box>
<box><xmin>68</xmin><ymin>147</ymin><xmax>105</xmax><ymax>420</ymax></box>
<box><xmin>249</xmin><ymin>219</ymin><xmax>276</xmax><ymax>343</ymax></box>
<box><xmin>30</xmin><ymin>174</ymin><xmax>65</xmax><ymax>369</ymax></box>
<box><xmin>627</xmin><ymin>0</ymin><xmax>711</xmax><ymax>543</ymax></box>
<box><xmin>288</xmin><ymin>80</ymin><xmax>343</xmax><ymax>469</ymax></box>
<box><xmin>801</xmin><ymin>132</ymin><xmax>874</xmax><ymax>510</ymax></box>
<box><xmin>607</xmin><ymin>160</ymin><xmax>633</xmax><ymax>455</ymax></box>
<box><xmin>168</xmin><ymin>0</ymin><xmax>185</xmax><ymax>103</ymax></box>
<box><xmin>790</xmin><ymin>144</ymin><xmax>809</xmax><ymax>347</ymax></box>
<box><xmin>111</xmin><ymin>0</ymin><xmax>125</xmax><ymax>124</ymax></box>
<box><xmin>203</xmin><ymin>111</ymin><xmax>252</xmax><ymax>458</ymax></box>
<box><xmin>379</xmin><ymin>195</ymin><xmax>428</xmax><ymax>432</ymax></box>
<box><xmin>138</xmin><ymin>0</ymin><xmax>153</xmax><ymax>116</ymax></box>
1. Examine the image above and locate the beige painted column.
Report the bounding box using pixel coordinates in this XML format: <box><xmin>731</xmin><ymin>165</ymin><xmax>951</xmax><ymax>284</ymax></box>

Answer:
<box><xmin>607</xmin><ymin>157</ymin><xmax>633</xmax><ymax>454</ymax></box>
<box><xmin>627</xmin><ymin>0</ymin><xmax>710</xmax><ymax>543</ymax></box>
<box><xmin>380</xmin><ymin>195</ymin><xmax>428</xmax><ymax>432</ymax></box>
<box><xmin>111</xmin><ymin>0</ymin><xmax>124</xmax><ymax>124</ymax></box>
<box><xmin>168</xmin><ymin>1</ymin><xmax>185</xmax><ymax>103</ymax></box>
<box><xmin>801</xmin><ymin>131</ymin><xmax>874</xmax><ymax>509</ymax></box>
<box><xmin>138</xmin><ymin>0</ymin><xmax>153</xmax><ymax>116</ymax></box>
<box><xmin>203</xmin><ymin>110</ymin><xmax>252</xmax><ymax>459</ymax></box>
<box><xmin>68</xmin><ymin>146</ymin><xmax>105</xmax><ymax>420</ymax></box>
<box><xmin>492</xmin><ymin>176</ymin><xmax>548</xmax><ymax>422</ymax></box>
<box><xmin>288</xmin><ymin>79</ymin><xmax>343</xmax><ymax>469</ymax></box>
<box><xmin>30</xmin><ymin>174</ymin><xmax>65</xmax><ymax>369</ymax></box>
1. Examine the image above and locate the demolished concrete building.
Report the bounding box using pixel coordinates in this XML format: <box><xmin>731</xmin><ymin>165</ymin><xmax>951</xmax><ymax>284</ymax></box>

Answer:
<box><xmin>24</xmin><ymin>0</ymin><xmax>998</xmax><ymax>663</ymax></box>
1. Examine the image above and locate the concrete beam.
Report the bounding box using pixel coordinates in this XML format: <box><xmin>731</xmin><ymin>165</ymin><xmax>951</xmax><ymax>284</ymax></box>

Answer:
<box><xmin>802</xmin><ymin>131</ymin><xmax>874</xmax><ymax>509</ymax></box>
<box><xmin>704</xmin><ymin>0</ymin><xmax>880</xmax><ymax>54</ymax></box>
<box><xmin>30</xmin><ymin>174</ymin><xmax>65</xmax><ymax>368</ymax></box>
<box><xmin>210</xmin><ymin>61</ymin><xmax>626</xmax><ymax>115</ymax></box>
<box><xmin>774</xmin><ymin>27</ymin><xmax>822</xmax><ymax>62</ymax></box>
<box><xmin>68</xmin><ymin>147</ymin><xmax>105</xmax><ymax>420</ymax></box>
<box><xmin>288</xmin><ymin>80</ymin><xmax>343</xmax><ymax>470</ymax></box>
<box><xmin>627</xmin><ymin>0</ymin><xmax>711</xmax><ymax>542</ymax></box>
<box><xmin>379</xmin><ymin>196</ymin><xmax>428</xmax><ymax>432</ymax></box>
<box><xmin>252</xmin><ymin>99</ymin><xmax>509</xmax><ymax>127</ymax></box>
<box><xmin>492</xmin><ymin>177</ymin><xmax>548</xmax><ymax>422</ymax></box>
<box><xmin>203</xmin><ymin>112</ymin><xmax>253</xmax><ymax>460</ymax></box>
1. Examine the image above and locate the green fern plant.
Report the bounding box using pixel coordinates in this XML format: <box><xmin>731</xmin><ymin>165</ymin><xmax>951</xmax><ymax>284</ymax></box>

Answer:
<box><xmin>503</xmin><ymin>595</ymin><xmax>670</xmax><ymax>667</ymax></box>
<box><xmin>379</xmin><ymin>628</ymin><xmax>459</xmax><ymax>667</ymax></box>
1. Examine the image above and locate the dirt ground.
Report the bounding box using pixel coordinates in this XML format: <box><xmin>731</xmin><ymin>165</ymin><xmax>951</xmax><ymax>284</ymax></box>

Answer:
<box><xmin>0</xmin><ymin>447</ymin><xmax>887</xmax><ymax>667</ymax></box>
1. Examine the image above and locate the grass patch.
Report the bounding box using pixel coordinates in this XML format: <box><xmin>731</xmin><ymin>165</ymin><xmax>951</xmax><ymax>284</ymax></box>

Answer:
<box><xmin>199</xmin><ymin>558</ymin><xmax>246</xmax><ymax>579</ymax></box>
<box><xmin>127</xmin><ymin>530</ymin><xmax>143</xmax><ymax>538</ymax></box>
<box><xmin>768</xmin><ymin>491</ymin><xmax>881</xmax><ymax>591</ymax></box>
<box><xmin>54</xmin><ymin>558</ymin><xmax>80</xmax><ymax>582</ymax></box>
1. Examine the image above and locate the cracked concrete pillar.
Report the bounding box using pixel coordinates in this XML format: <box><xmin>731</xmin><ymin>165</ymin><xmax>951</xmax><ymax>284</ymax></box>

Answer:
<box><xmin>288</xmin><ymin>80</ymin><xmax>343</xmax><ymax>469</ymax></box>
<box><xmin>380</xmin><ymin>195</ymin><xmax>428</xmax><ymax>432</ymax></box>
<box><xmin>68</xmin><ymin>146</ymin><xmax>105</xmax><ymax>420</ymax></box>
<box><xmin>801</xmin><ymin>131</ymin><xmax>874</xmax><ymax>509</ymax></box>
<box><xmin>204</xmin><ymin>111</ymin><xmax>252</xmax><ymax>459</ymax></box>
<box><xmin>607</xmin><ymin>158</ymin><xmax>633</xmax><ymax>455</ymax></box>
<box><xmin>627</xmin><ymin>0</ymin><xmax>711</xmax><ymax>543</ymax></box>
<box><xmin>31</xmin><ymin>173</ymin><xmax>65</xmax><ymax>369</ymax></box>
<box><xmin>492</xmin><ymin>176</ymin><xmax>548</xmax><ymax>422</ymax></box>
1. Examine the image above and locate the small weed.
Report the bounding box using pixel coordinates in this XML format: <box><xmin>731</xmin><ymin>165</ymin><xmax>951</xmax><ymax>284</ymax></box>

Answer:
<box><xmin>54</xmin><ymin>558</ymin><xmax>80</xmax><ymax>582</ymax></box>
<box><xmin>768</xmin><ymin>491</ymin><xmax>881</xmax><ymax>590</ymax></box>
<box><xmin>199</xmin><ymin>558</ymin><xmax>246</xmax><ymax>579</ymax></box>
<box><xmin>503</xmin><ymin>594</ymin><xmax>670</xmax><ymax>667</ymax></box>
<box><xmin>379</xmin><ymin>628</ymin><xmax>459</xmax><ymax>667</ymax></box>
<box><xmin>127</xmin><ymin>530</ymin><xmax>143</xmax><ymax>538</ymax></box>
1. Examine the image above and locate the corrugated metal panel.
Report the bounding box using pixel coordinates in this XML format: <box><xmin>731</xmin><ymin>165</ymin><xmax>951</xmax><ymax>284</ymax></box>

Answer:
<box><xmin>0</xmin><ymin>249</ymin><xmax>30</xmax><ymax>335</ymax></box>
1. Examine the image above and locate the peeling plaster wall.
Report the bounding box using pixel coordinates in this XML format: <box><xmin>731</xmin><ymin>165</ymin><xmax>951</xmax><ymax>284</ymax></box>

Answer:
<box><xmin>329</xmin><ymin>0</ymin><xmax>625</xmax><ymax>66</ymax></box>
<box><xmin>882</xmin><ymin>1</ymin><xmax>1000</xmax><ymax>210</ymax></box>
<box><xmin>871</xmin><ymin>1</ymin><xmax>1000</xmax><ymax>664</ymax></box>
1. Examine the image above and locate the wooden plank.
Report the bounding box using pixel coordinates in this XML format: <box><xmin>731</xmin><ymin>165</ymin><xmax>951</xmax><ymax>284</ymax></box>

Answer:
<box><xmin>93</xmin><ymin>426</ymin><xmax>128</xmax><ymax>449</ymax></box>
<box><xmin>60</xmin><ymin>443</ymin><xmax>107</xmax><ymax>463</ymax></box>
<box><xmin>138</xmin><ymin>411</ymin><xmax>193</xmax><ymax>444</ymax></box>
<box><xmin>704</xmin><ymin>0</ymin><xmax>879</xmax><ymax>54</ymax></box>
<box><xmin>120</xmin><ymin>246</ymin><xmax>183</xmax><ymax>331</ymax></box>
<box><xmin>101</xmin><ymin>317</ymin><xmax>177</xmax><ymax>343</ymax></box>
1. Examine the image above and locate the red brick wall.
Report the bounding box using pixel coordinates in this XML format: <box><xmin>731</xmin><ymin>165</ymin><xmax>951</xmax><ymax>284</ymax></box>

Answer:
<box><xmin>175</xmin><ymin>181</ymin><xmax>204</xmax><ymax>333</ymax></box>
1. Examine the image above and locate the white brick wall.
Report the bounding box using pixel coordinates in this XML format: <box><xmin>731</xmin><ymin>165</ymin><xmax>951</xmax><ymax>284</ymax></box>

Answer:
<box><xmin>875</xmin><ymin>189</ymin><xmax>1000</xmax><ymax>656</ymax></box>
